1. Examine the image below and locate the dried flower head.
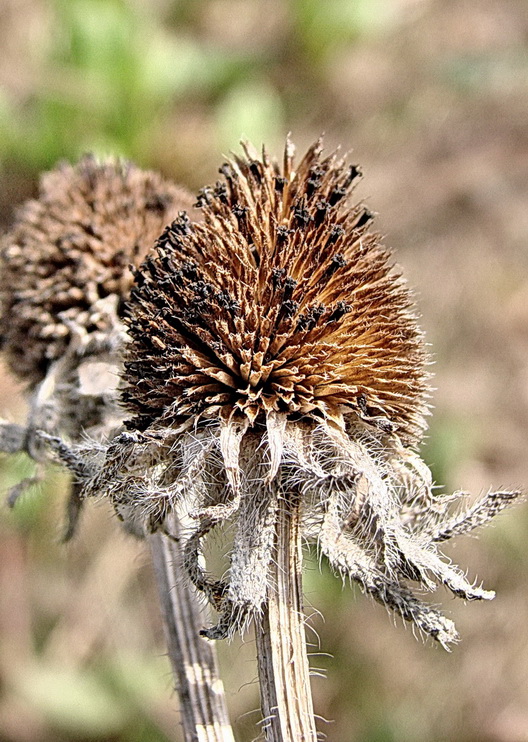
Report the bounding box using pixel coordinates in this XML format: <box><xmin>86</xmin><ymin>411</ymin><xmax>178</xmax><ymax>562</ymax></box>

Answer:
<box><xmin>0</xmin><ymin>156</ymin><xmax>198</xmax><ymax>535</ymax></box>
<box><xmin>0</xmin><ymin>159</ymin><xmax>238</xmax><ymax>736</ymax></box>
<box><xmin>51</xmin><ymin>139</ymin><xmax>520</xmax><ymax>647</ymax></box>
<box><xmin>0</xmin><ymin>155</ymin><xmax>197</xmax><ymax>387</ymax></box>
<box><xmin>123</xmin><ymin>140</ymin><xmax>428</xmax><ymax>444</ymax></box>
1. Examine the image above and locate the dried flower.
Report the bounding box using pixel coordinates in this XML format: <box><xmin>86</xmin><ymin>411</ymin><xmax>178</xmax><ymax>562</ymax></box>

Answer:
<box><xmin>0</xmin><ymin>155</ymin><xmax>198</xmax><ymax>526</ymax></box>
<box><xmin>0</xmin><ymin>155</ymin><xmax>197</xmax><ymax>388</ymax></box>
<box><xmin>50</xmin><ymin>139</ymin><xmax>520</xmax><ymax>648</ymax></box>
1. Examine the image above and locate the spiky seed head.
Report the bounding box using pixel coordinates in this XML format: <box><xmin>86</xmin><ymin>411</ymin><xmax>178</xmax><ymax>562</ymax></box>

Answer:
<box><xmin>41</xmin><ymin>140</ymin><xmax>520</xmax><ymax>646</ymax></box>
<box><xmin>123</xmin><ymin>139</ymin><xmax>429</xmax><ymax>446</ymax></box>
<box><xmin>0</xmin><ymin>155</ymin><xmax>199</xmax><ymax>386</ymax></box>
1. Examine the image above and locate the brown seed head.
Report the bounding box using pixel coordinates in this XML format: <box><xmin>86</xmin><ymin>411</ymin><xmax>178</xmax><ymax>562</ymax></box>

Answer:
<box><xmin>124</xmin><ymin>139</ymin><xmax>429</xmax><ymax>445</ymax></box>
<box><xmin>42</xmin><ymin>140</ymin><xmax>520</xmax><ymax>646</ymax></box>
<box><xmin>0</xmin><ymin>155</ymin><xmax>198</xmax><ymax>385</ymax></box>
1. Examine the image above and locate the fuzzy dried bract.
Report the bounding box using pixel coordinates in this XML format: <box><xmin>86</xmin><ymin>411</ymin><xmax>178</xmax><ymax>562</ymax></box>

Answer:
<box><xmin>51</xmin><ymin>139</ymin><xmax>521</xmax><ymax>646</ymax></box>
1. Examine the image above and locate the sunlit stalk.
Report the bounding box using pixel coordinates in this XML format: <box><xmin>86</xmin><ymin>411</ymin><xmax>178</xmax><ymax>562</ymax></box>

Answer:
<box><xmin>255</xmin><ymin>493</ymin><xmax>317</xmax><ymax>742</ymax></box>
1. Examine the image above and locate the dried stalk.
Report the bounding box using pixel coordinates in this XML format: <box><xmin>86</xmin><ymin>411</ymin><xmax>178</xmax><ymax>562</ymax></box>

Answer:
<box><xmin>149</xmin><ymin>515</ymin><xmax>235</xmax><ymax>742</ymax></box>
<box><xmin>255</xmin><ymin>493</ymin><xmax>317</xmax><ymax>742</ymax></box>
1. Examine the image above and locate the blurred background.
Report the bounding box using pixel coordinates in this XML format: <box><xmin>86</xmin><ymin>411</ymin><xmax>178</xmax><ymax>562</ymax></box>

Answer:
<box><xmin>1</xmin><ymin>0</ymin><xmax>528</xmax><ymax>740</ymax></box>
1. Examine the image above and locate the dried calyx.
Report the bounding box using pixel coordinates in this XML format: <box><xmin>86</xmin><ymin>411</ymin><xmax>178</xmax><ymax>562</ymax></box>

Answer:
<box><xmin>47</xmin><ymin>140</ymin><xmax>521</xmax><ymax>647</ymax></box>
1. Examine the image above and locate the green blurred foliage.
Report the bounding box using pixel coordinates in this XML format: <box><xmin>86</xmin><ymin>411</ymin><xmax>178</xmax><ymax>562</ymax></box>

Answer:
<box><xmin>293</xmin><ymin>0</ymin><xmax>399</xmax><ymax>60</ymax></box>
<box><xmin>16</xmin><ymin>665</ymin><xmax>129</xmax><ymax>736</ymax></box>
<box><xmin>0</xmin><ymin>0</ymin><xmax>284</xmax><ymax>170</ymax></box>
<box><xmin>0</xmin><ymin>0</ymin><xmax>412</xmax><ymax>177</ymax></box>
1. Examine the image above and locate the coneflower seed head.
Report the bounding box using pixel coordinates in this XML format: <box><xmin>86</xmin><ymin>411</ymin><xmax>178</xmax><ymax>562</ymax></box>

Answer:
<box><xmin>123</xmin><ymin>139</ymin><xmax>428</xmax><ymax>446</ymax></box>
<box><xmin>1</xmin><ymin>155</ymin><xmax>198</xmax><ymax>385</ymax></box>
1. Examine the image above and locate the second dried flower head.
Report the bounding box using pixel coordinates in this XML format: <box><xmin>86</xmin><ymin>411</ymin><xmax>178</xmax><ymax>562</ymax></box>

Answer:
<box><xmin>58</xmin><ymin>139</ymin><xmax>520</xmax><ymax>647</ymax></box>
<box><xmin>0</xmin><ymin>155</ymin><xmax>198</xmax><ymax>532</ymax></box>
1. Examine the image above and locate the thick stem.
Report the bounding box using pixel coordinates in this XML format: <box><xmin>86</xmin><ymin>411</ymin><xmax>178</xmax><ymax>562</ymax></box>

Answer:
<box><xmin>149</xmin><ymin>515</ymin><xmax>235</xmax><ymax>742</ymax></box>
<box><xmin>255</xmin><ymin>494</ymin><xmax>318</xmax><ymax>742</ymax></box>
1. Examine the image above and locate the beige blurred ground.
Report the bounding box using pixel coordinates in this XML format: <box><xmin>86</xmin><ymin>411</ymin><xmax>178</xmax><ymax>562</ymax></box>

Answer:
<box><xmin>1</xmin><ymin>1</ymin><xmax>528</xmax><ymax>741</ymax></box>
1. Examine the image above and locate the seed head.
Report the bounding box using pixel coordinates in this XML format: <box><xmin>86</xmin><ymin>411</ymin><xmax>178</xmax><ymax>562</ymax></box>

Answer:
<box><xmin>124</xmin><ymin>138</ymin><xmax>428</xmax><ymax>446</ymax></box>
<box><xmin>51</xmin><ymin>140</ymin><xmax>521</xmax><ymax>646</ymax></box>
<box><xmin>0</xmin><ymin>155</ymin><xmax>197</xmax><ymax>386</ymax></box>
<box><xmin>0</xmin><ymin>156</ymin><xmax>199</xmax><ymax>537</ymax></box>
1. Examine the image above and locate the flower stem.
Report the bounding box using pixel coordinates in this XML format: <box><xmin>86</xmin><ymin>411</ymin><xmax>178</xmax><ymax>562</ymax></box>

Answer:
<box><xmin>255</xmin><ymin>493</ymin><xmax>318</xmax><ymax>742</ymax></box>
<box><xmin>149</xmin><ymin>515</ymin><xmax>235</xmax><ymax>742</ymax></box>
